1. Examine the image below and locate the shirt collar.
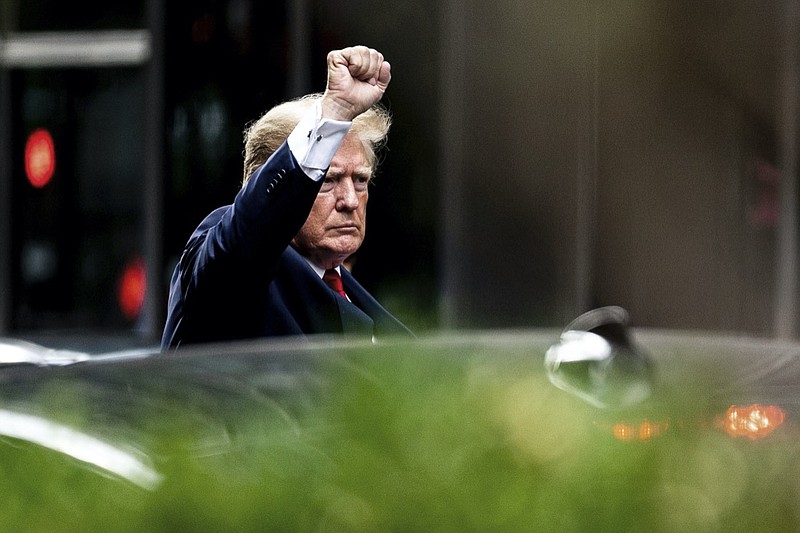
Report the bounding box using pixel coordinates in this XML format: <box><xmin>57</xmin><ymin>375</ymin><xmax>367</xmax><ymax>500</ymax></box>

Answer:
<box><xmin>302</xmin><ymin>257</ymin><xmax>340</xmax><ymax>279</ymax></box>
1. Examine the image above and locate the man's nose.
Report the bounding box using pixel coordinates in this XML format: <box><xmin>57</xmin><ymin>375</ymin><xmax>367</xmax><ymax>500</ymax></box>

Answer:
<box><xmin>335</xmin><ymin>178</ymin><xmax>359</xmax><ymax>211</ymax></box>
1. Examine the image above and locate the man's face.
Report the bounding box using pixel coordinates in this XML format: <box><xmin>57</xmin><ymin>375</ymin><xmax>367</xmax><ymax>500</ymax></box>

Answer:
<box><xmin>292</xmin><ymin>134</ymin><xmax>371</xmax><ymax>269</ymax></box>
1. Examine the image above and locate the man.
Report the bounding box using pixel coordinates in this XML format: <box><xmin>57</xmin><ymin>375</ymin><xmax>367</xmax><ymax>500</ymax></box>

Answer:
<box><xmin>161</xmin><ymin>46</ymin><xmax>412</xmax><ymax>349</ymax></box>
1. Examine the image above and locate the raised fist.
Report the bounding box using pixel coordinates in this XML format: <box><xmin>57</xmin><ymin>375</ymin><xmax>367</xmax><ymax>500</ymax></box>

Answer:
<box><xmin>321</xmin><ymin>46</ymin><xmax>391</xmax><ymax>122</ymax></box>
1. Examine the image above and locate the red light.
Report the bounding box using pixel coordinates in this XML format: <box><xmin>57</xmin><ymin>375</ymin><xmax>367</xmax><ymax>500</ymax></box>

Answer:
<box><xmin>118</xmin><ymin>258</ymin><xmax>146</xmax><ymax>321</ymax></box>
<box><xmin>24</xmin><ymin>128</ymin><xmax>56</xmax><ymax>188</ymax></box>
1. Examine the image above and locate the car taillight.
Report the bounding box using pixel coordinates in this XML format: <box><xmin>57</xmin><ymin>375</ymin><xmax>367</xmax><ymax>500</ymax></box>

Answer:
<box><xmin>612</xmin><ymin>419</ymin><xmax>670</xmax><ymax>441</ymax></box>
<box><xmin>718</xmin><ymin>404</ymin><xmax>786</xmax><ymax>440</ymax></box>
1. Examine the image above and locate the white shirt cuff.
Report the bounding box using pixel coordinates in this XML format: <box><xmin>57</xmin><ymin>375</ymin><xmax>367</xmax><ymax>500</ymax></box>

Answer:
<box><xmin>287</xmin><ymin>100</ymin><xmax>352</xmax><ymax>181</ymax></box>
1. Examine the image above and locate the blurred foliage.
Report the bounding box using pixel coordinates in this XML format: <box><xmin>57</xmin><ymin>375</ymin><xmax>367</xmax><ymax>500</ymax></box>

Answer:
<box><xmin>0</xmin><ymin>340</ymin><xmax>798</xmax><ymax>532</ymax></box>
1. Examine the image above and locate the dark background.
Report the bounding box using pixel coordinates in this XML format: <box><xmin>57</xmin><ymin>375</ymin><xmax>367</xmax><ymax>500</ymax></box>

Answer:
<box><xmin>1</xmin><ymin>0</ymin><xmax>798</xmax><ymax>345</ymax></box>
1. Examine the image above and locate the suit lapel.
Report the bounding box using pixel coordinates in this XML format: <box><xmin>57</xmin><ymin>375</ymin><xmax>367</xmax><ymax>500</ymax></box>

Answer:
<box><xmin>334</xmin><ymin>296</ymin><xmax>375</xmax><ymax>336</ymax></box>
<box><xmin>280</xmin><ymin>248</ymin><xmax>375</xmax><ymax>336</ymax></box>
<box><xmin>280</xmin><ymin>247</ymin><xmax>411</xmax><ymax>338</ymax></box>
<box><xmin>341</xmin><ymin>268</ymin><xmax>414</xmax><ymax>338</ymax></box>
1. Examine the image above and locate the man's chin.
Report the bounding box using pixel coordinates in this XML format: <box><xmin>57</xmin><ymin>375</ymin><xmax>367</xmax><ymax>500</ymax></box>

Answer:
<box><xmin>319</xmin><ymin>238</ymin><xmax>362</xmax><ymax>263</ymax></box>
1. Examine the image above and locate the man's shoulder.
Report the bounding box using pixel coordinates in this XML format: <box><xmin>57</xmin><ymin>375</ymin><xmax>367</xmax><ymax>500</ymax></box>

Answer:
<box><xmin>194</xmin><ymin>206</ymin><xmax>231</xmax><ymax>233</ymax></box>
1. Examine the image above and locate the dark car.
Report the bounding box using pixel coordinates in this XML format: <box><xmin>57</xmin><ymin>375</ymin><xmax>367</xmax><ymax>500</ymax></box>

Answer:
<box><xmin>1</xmin><ymin>309</ymin><xmax>799</xmax><ymax>531</ymax></box>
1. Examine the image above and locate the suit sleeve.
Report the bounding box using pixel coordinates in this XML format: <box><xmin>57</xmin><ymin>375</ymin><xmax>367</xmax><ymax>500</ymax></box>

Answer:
<box><xmin>161</xmin><ymin>142</ymin><xmax>322</xmax><ymax>348</ymax></box>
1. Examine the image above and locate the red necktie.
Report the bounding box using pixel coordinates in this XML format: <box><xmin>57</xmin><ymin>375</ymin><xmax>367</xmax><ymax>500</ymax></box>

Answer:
<box><xmin>323</xmin><ymin>269</ymin><xmax>348</xmax><ymax>299</ymax></box>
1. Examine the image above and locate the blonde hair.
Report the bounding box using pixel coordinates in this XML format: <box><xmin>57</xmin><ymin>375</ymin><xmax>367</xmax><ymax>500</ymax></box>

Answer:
<box><xmin>242</xmin><ymin>93</ymin><xmax>391</xmax><ymax>184</ymax></box>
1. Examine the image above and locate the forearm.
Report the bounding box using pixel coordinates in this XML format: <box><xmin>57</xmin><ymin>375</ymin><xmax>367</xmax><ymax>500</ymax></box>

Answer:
<box><xmin>226</xmin><ymin>143</ymin><xmax>322</xmax><ymax>259</ymax></box>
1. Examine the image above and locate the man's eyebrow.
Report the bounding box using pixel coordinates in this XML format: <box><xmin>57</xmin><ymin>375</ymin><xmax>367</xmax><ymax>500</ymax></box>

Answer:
<box><xmin>326</xmin><ymin>166</ymin><xmax>373</xmax><ymax>178</ymax></box>
<box><xmin>355</xmin><ymin>166</ymin><xmax>373</xmax><ymax>178</ymax></box>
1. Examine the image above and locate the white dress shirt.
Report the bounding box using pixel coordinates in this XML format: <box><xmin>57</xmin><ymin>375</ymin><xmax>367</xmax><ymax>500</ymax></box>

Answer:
<box><xmin>286</xmin><ymin>100</ymin><xmax>352</xmax><ymax>181</ymax></box>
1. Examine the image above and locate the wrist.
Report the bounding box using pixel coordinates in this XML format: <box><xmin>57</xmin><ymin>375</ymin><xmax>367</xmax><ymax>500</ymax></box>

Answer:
<box><xmin>320</xmin><ymin>94</ymin><xmax>358</xmax><ymax>122</ymax></box>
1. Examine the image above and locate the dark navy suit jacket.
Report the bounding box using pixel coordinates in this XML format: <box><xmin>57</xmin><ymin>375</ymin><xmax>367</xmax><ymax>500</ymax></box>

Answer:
<box><xmin>161</xmin><ymin>142</ymin><xmax>412</xmax><ymax>350</ymax></box>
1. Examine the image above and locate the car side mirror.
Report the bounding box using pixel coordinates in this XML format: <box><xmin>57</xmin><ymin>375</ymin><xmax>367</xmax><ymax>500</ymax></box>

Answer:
<box><xmin>545</xmin><ymin>306</ymin><xmax>654</xmax><ymax>409</ymax></box>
